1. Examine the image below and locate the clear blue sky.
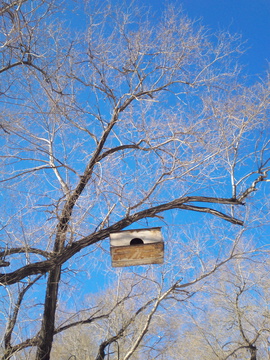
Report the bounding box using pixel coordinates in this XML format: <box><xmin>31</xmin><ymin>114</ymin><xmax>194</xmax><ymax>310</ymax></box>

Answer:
<box><xmin>144</xmin><ymin>0</ymin><xmax>270</xmax><ymax>77</ymax></box>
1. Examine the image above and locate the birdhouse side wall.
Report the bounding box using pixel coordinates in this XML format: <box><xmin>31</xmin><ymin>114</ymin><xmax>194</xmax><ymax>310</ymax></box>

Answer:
<box><xmin>111</xmin><ymin>242</ymin><xmax>164</xmax><ymax>267</ymax></box>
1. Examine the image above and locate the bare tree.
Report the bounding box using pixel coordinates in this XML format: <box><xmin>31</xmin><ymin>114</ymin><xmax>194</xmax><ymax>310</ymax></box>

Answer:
<box><xmin>0</xmin><ymin>1</ymin><xmax>269</xmax><ymax>359</ymax></box>
<box><xmin>165</xmin><ymin>254</ymin><xmax>270</xmax><ymax>360</ymax></box>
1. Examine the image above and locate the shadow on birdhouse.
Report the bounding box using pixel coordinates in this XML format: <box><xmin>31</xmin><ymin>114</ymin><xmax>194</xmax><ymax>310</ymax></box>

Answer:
<box><xmin>110</xmin><ymin>227</ymin><xmax>164</xmax><ymax>267</ymax></box>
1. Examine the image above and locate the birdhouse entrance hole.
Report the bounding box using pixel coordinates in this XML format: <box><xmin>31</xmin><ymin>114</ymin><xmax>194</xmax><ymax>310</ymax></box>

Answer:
<box><xmin>130</xmin><ymin>238</ymin><xmax>144</xmax><ymax>245</ymax></box>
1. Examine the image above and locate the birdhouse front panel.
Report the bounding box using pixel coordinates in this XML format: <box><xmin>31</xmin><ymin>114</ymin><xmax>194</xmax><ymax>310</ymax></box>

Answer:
<box><xmin>110</xmin><ymin>227</ymin><xmax>164</xmax><ymax>267</ymax></box>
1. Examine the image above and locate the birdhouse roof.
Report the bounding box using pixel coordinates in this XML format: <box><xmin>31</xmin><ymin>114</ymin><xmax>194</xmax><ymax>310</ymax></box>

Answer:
<box><xmin>109</xmin><ymin>227</ymin><xmax>163</xmax><ymax>247</ymax></box>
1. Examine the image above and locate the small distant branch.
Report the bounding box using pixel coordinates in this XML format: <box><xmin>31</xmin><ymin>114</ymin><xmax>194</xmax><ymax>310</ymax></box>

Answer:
<box><xmin>4</xmin><ymin>275</ymin><xmax>42</xmax><ymax>352</ymax></box>
<box><xmin>95</xmin><ymin>297</ymin><xmax>156</xmax><ymax>360</ymax></box>
<box><xmin>55</xmin><ymin>288</ymin><xmax>134</xmax><ymax>334</ymax></box>
<box><xmin>0</xmin><ymin>0</ymin><xmax>28</xmax><ymax>16</ymax></box>
<box><xmin>2</xmin><ymin>335</ymin><xmax>40</xmax><ymax>359</ymax></box>
<box><xmin>0</xmin><ymin>165</ymin><xmax>62</xmax><ymax>183</ymax></box>
<box><xmin>55</xmin><ymin>314</ymin><xmax>108</xmax><ymax>335</ymax></box>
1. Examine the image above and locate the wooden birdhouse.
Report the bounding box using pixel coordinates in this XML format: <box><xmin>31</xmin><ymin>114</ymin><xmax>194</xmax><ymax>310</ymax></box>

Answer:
<box><xmin>110</xmin><ymin>227</ymin><xmax>164</xmax><ymax>267</ymax></box>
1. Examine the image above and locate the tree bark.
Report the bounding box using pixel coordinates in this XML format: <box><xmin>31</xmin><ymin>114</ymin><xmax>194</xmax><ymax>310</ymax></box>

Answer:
<box><xmin>35</xmin><ymin>266</ymin><xmax>61</xmax><ymax>360</ymax></box>
<box><xmin>250</xmin><ymin>345</ymin><xmax>257</xmax><ymax>360</ymax></box>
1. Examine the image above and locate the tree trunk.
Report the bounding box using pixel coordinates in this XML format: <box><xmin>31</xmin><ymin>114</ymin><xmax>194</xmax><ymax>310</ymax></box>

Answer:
<box><xmin>250</xmin><ymin>345</ymin><xmax>257</xmax><ymax>360</ymax></box>
<box><xmin>35</xmin><ymin>265</ymin><xmax>61</xmax><ymax>360</ymax></box>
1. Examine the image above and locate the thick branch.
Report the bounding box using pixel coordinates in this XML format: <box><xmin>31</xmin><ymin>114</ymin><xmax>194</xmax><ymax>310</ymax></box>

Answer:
<box><xmin>0</xmin><ymin>247</ymin><xmax>51</xmax><ymax>259</ymax></box>
<box><xmin>178</xmin><ymin>204</ymin><xmax>244</xmax><ymax>225</ymax></box>
<box><xmin>53</xmin><ymin>107</ymin><xmax>121</xmax><ymax>252</ymax></box>
<box><xmin>122</xmin><ymin>282</ymin><xmax>182</xmax><ymax>360</ymax></box>
<box><xmin>0</xmin><ymin>195</ymin><xmax>244</xmax><ymax>286</ymax></box>
<box><xmin>238</xmin><ymin>170</ymin><xmax>269</xmax><ymax>202</ymax></box>
<box><xmin>0</xmin><ymin>260</ymin><xmax>10</xmax><ymax>267</ymax></box>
